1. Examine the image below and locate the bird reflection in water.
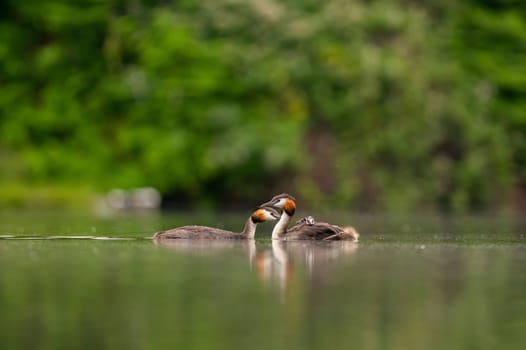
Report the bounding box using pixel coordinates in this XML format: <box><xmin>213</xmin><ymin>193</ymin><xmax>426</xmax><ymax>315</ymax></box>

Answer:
<box><xmin>153</xmin><ymin>237</ymin><xmax>358</xmax><ymax>295</ymax></box>
<box><xmin>254</xmin><ymin>240</ymin><xmax>359</xmax><ymax>296</ymax></box>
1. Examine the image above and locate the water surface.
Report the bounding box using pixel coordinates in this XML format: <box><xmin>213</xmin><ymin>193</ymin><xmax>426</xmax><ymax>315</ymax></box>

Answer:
<box><xmin>1</xmin><ymin>210</ymin><xmax>525</xmax><ymax>350</ymax></box>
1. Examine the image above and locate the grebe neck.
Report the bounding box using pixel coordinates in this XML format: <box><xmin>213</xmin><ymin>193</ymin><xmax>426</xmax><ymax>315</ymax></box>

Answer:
<box><xmin>241</xmin><ymin>218</ymin><xmax>257</xmax><ymax>239</ymax></box>
<box><xmin>272</xmin><ymin>212</ymin><xmax>291</xmax><ymax>240</ymax></box>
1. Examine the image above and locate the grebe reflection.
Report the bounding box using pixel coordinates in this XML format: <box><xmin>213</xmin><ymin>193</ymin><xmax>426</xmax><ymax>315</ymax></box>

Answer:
<box><xmin>153</xmin><ymin>238</ymin><xmax>358</xmax><ymax>294</ymax></box>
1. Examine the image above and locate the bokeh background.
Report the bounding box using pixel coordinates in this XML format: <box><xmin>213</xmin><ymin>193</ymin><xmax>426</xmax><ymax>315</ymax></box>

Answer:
<box><xmin>1</xmin><ymin>0</ymin><xmax>525</xmax><ymax>213</ymax></box>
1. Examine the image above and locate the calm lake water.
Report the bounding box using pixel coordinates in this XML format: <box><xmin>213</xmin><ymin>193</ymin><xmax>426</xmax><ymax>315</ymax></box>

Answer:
<box><xmin>1</xmin><ymin>210</ymin><xmax>526</xmax><ymax>350</ymax></box>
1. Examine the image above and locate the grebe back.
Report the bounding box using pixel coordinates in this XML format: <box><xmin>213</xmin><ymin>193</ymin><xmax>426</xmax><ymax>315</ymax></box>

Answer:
<box><xmin>153</xmin><ymin>206</ymin><xmax>280</xmax><ymax>240</ymax></box>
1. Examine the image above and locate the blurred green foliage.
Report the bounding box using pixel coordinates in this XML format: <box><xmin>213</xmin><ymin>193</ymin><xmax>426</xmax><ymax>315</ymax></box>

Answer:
<box><xmin>0</xmin><ymin>0</ymin><xmax>524</xmax><ymax>211</ymax></box>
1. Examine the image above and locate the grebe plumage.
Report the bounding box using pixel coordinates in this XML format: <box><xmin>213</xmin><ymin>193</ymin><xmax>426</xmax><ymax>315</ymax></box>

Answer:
<box><xmin>153</xmin><ymin>206</ymin><xmax>280</xmax><ymax>240</ymax></box>
<box><xmin>262</xmin><ymin>193</ymin><xmax>359</xmax><ymax>241</ymax></box>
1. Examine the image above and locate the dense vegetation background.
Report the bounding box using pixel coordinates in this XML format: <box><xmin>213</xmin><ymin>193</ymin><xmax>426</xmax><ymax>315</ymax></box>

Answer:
<box><xmin>0</xmin><ymin>0</ymin><xmax>525</xmax><ymax>212</ymax></box>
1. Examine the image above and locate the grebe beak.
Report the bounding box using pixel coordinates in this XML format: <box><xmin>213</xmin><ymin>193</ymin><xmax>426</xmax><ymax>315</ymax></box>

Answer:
<box><xmin>259</xmin><ymin>199</ymin><xmax>277</xmax><ymax>208</ymax></box>
<box><xmin>269</xmin><ymin>210</ymin><xmax>281</xmax><ymax>220</ymax></box>
<box><xmin>261</xmin><ymin>206</ymin><xmax>281</xmax><ymax>220</ymax></box>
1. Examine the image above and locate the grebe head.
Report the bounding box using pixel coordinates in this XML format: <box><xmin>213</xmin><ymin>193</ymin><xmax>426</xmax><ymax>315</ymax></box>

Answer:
<box><xmin>262</xmin><ymin>193</ymin><xmax>296</xmax><ymax>216</ymax></box>
<box><xmin>251</xmin><ymin>206</ymin><xmax>281</xmax><ymax>223</ymax></box>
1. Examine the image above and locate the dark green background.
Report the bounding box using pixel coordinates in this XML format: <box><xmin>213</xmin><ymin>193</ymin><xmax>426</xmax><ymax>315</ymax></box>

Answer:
<box><xmin>1</xmin><ymin>0</ymin><xmax>525</xmax><ymax>212</ymax></box>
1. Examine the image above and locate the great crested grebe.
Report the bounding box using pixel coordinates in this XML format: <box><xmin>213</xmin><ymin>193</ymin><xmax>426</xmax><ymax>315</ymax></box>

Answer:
<box><xmin>153</xmin><ymin>206</ymin><xmax>280</xmax><ymax>240</ymax></box>
<box><xmin>261</xmin><ymin>193</ymin><xmax>359</xmax><ymax>241</ymax></box>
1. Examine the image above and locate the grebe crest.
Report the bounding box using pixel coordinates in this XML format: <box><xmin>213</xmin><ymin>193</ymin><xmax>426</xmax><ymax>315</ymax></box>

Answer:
<box><xmin>252</xmin><ymin>206</ymin><xmax>281</xmax><ymax>223</ymax></box>
<box><xmin>264</xmin><ymin>193</ymin><xmax>296</xmax><ymax>216</ymax></box>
